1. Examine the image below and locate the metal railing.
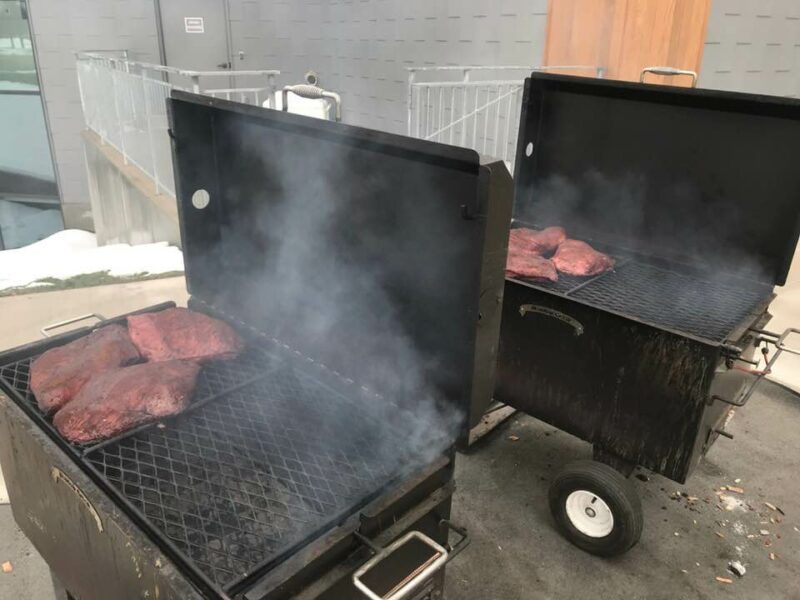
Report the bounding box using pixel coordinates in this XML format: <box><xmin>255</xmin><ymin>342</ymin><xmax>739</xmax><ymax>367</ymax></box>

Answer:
<box><xmin>76</xmin><ymin>51</ymin><xmax>279</xmax><ymax>197</ymax></box>
<box><xmin>407</xmin><ymin>65</ymin><xmax>603</xmax><ymax>170</ymax></box>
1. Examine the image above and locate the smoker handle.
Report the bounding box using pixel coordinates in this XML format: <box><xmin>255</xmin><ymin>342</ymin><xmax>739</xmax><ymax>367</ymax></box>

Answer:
<box><xmin>640</xmin><ymin>66</ymin><xmax>698</xmax><ymax>87</ymax></box>
<box><xmin>41</xmin><ymin>313</ymin><xmax>106</xmax><ymax>338</ymax></box>
<box><xmin>281</xmin><ymin>84</ymin><xmax>342</xmax><ymax>121</ymax></box>
<box><xmin>352</xmin><ymin>521</ymin><xmax>469</xmax><ymax>600</ymax></box>
<box><xmin>352</xmin><ymin>531</ymin><xmax>448</xmax><ymax>600</ymax></box>
<box><xmin>712</xmin><ymin>327</ymin><xmax>800</xmax><ymax>407</ymax></box>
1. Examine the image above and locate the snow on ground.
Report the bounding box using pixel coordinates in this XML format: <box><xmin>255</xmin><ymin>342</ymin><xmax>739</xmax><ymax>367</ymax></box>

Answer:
<box><xmin>0</xmin><ymin>229</ymin><xmax>184</xmax><ymax>291</ymax></box>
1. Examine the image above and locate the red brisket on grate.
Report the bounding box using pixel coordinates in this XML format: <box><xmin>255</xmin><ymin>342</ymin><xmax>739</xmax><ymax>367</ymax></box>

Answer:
<box><xmin>127</xmin><ymin>307</ymin><xmax>244</xmax><ymax>363</ymax></box>
<box><xmin>509</xmin><ymin>226</ymin><xmax>567</xmax><ymax>256</ymax></box>
<box><xmin>30</xmin><ymin>324</ymin><xmax>140</xmax><ymax>414</ymax></box>
<box><xmin>53</xmin><ymin>360</ymin><xmax>201</xmax><ymax>444</ymax></box>
<box><xmin>552</xmin><ymin>239</ymin><xmax>615</xmax><ymax>277</ymax></box>
<box><xmin>506</xmin><ymin>230</ymin><xmax>558</xmax><ymax>281</ymax></box>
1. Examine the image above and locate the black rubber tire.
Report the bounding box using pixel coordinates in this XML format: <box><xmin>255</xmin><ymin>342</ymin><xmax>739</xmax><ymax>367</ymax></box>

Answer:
<box><xmin>548</xmin><ymin>460</ymin><xmax>643</xmax><ymax>557</ymax></box>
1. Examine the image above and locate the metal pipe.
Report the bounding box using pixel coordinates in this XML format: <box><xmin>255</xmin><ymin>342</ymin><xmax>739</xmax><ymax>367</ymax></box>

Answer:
<box><xmin>448</xmin><ymin>88</ymin><xmax>455</xmax><ymax>145</ymax></box>
<box><xmin>492</xmin><ymin>84</ymin><xmax>502</xmax><ymax>157</ymax></box>
<box><xmin>459</xmin><ymin>85</ymin><xmax>467</xmax><ymax>147</ymax></box>
<box><xmin>152</xmin><ymin>0</ymin><xmax>167</xmax><ymax>66</ymax></box>
<box><xmin>407</xmin><ymin>69</ymin><xmax>416</xmax><ymax>136</ymax></box>
<box><xmin>143</xmin><ymin>76</ymin><xmax>160</xmax><ymax>193</ymax></box>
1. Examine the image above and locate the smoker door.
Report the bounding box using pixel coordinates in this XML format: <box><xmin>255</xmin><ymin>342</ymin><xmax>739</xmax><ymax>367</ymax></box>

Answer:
<box><xmin>169</xmin><ymin>91</ymin><xmax>497</xmax><ymax>442</ymax></box>
<box><xmin>0</xmin><ymin>395</ymin><xmax>204</xmax><ymax>600</ymax></box>
<box><xmin>496</xmin><ymin>280</ymin><xmax>721</xmax><ymax>483</ymax></box>
<box><xmin>513</xmin><ymin>73</ymin><xmax>800</xmax><ymax>286</ymax></box>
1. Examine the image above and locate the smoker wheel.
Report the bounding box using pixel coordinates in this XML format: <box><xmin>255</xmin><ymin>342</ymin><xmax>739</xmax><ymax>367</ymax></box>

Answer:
<box><xmin>548</xmin><ymin>460</ymin><xmax>643</xmax><ymax>556</ymax></box>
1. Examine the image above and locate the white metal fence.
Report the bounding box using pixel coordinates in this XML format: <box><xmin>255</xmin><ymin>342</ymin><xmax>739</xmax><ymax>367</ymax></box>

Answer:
<box><xmin>76</xmin><ymin>52</ymin><xmax>280</xmax><ymax>197</ymax></box>
<box><xmin>407</xmin><ymin>65</ymin><xmax>603</xmax><ymax>171</ymax></box>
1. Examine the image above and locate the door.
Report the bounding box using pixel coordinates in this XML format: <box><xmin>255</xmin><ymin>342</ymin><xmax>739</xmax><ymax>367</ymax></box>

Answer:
<box><xmin>543</xmin><ymin>0</ymin><xmax>712</xmax><ymax>86</ymax></box>
<box><xmin>159</xmin><ymin>0</ymin><xmax>231</xmax><ymax>72</ymax></box>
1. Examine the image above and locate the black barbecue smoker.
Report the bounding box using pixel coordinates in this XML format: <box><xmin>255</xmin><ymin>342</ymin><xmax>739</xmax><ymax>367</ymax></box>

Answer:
<box><xmin>494</xmin><ymin>73</ymin><xmax>800</xmax><ymax>556</ymax></box>
<box><xmin>0</xmin><ymin>93</ymin><xmax>512</xmax><ymax>599</ymax></box>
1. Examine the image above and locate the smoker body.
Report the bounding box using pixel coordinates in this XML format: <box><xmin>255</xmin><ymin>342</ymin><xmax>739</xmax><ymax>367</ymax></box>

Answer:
<box><xmin>0</xmin><ymin>92</ymin><xmax>509</xmax><ymax>599</ymax></box>
<box><xmin>0</xmin><ymin>374</ymin><xmax>453</xmax><ymax>600</ymax></box>
<box><xmin>496</xmin><ymin>281</ymin><xmax>768</xmax><ymax>485</ymax></box>
<box><xmin>0</xmin><ymin>305</ymin><xmax>459</xmax><ymax>600</ymax></box>
<box><xmin>495</xmin><ymin>73</ymin><xmax>800</xmax><ymax>557</ymax></box>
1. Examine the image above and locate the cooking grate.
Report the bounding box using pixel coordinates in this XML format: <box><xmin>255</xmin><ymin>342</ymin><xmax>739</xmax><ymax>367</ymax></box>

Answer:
<box><xmin>84</xmin><ymin>360</ymin><xmax>407</xmax><ymax>590</ymax></box>
<box><xmin>0</xmin><ymin>337</ymin><xmax>425</xmax><ymax>593</ymax></box>
<box><xmin>516</xmin><ymin>255</ymin><xmax>772</xmax><ymax>343</ymax></box>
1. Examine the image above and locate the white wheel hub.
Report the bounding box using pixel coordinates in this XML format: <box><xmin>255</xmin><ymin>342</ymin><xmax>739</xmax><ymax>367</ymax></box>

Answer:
<box><xmin>565</xmin><ymin>490</ymin><xmax>614</xmax><ymax>538</ymax></box>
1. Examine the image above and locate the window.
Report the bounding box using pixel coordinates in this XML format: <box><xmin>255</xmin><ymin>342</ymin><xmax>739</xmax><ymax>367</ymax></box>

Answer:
<box><xmin>0</xmin><ymin>0</ymin><xmax>62</xmax><ymax>250</ymax></box>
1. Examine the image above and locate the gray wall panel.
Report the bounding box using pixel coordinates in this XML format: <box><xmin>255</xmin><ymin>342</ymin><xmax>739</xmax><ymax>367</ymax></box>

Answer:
<box><xmin>28</xmin><ymin>0</ymin><xmax>160</xmax><ymax>207</ymax></box>
<box><xmin>701</xmin><ymin>0</ymin><xmax>800</xmax><ymax>97</ymax></box>
<box><xmin>228</xmin><ymin>0</ymin><xmax>548</xmax><ymax>133</ymax></box>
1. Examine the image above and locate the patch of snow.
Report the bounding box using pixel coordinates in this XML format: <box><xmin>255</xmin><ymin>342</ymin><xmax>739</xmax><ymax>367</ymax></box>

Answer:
<box><xmin>0</xmin><ymin>229</ymin><xmax>184</xmax><ymax>291</ymax></box>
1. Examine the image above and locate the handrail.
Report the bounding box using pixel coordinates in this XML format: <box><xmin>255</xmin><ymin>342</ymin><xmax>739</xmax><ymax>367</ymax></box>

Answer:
<box><xmin>406</xmin><ymin>63</ymin><xmax>605</xmax><ymax>169</ymax></box>
<box><xmin>407</xmin><ymin>64</ymin><xmax>602</xmax><ymax>73</ymax></box>
<box><xmin>75</xmin><ymin>51</ymin><xmax>281</xmax><ymax>198</ymax></box>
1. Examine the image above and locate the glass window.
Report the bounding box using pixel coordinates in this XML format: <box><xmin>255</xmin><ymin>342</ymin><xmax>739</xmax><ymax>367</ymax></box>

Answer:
<box><xmin>0</xmin><ymin>0</ymin><xmax>62</xmax><ymax>250</ymax></box>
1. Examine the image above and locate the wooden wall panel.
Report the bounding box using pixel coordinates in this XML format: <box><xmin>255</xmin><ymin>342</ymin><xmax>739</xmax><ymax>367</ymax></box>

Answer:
<box><xmin>544</xmin><ymin>0</ymin><xmax>711</xmax><ymax>86</ymax></box>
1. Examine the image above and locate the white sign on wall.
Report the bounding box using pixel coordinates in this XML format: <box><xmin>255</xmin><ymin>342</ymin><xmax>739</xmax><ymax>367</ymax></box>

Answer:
<box><xmin>184</xmin><ymin>17</ymin><xmax>205</xmax><ymax>34</ymax></box>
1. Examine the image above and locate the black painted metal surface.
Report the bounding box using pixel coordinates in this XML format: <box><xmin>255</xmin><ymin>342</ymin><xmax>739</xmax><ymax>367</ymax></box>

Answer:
<box><xmin>495</xmin><ymin>280</ymin><xmax>764</xmax><ymax>483</ymax></box>
<box><xmin>168</xmin><ymin>91</ymin><xmax>488</xmax><ymax>423</ymax></box>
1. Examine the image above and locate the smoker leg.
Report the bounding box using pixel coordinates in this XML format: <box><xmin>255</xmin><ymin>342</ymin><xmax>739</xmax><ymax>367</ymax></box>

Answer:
<box><xmin>548</xmin><ymin>460</ymin><xmax>643</xmax><ymax>557</ymax></box>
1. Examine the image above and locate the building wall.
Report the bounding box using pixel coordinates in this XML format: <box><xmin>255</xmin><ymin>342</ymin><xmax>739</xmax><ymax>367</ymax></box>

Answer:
<box><xmin>27</xmin><ymin>0</ymin><xmax>161</xmax><ymax>218</ymax></box>
<box><xmin>700</xmin><ymin>0</ymin><xmax>800</xmax><ymax>97</ymax></box>
<box><xmin>228</xmin><ymin>0</ymin><xmax>549</xmax><ymax>133</ymax></box>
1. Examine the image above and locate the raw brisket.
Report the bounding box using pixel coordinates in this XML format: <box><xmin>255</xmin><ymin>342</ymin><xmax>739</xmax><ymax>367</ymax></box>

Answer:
<box><xmin>127</xmin><ymin>307</ymin><xmax>244</xmax><ymax>363</ymax></box>
<box><xmin>552</xmin><ymin>239</ymin><xmax>615</xmax><ymax>277</ymax></box>
<box><xmin>509</xmin><ymin>226</ymin><xmax>567</xmax><ymax>256</ymax></box>
<box><xmin>506</xmin><ymin>251</ymin><xmax>558</xmax><ymax>281</ymax></box>
<box><xmin>53</xmin><ymin>360</ymin><xmax>201</xmax><ymax>444</ymax></box>
<box><xmin>30</xmin><ymin>324</ymin><xmax>140</xmax><ymax>414</ymax></box>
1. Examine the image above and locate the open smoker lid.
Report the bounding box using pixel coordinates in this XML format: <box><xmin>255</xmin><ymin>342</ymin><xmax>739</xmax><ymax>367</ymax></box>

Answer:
<box><xmin>168</xmin><ymin>91</ymin><xmax>486</xmax><ymax>419</ymax></box>
<box><xmin>513</xmin><ymin>73</ymin><xmax>800</xmax><ymax>286</ymax></box>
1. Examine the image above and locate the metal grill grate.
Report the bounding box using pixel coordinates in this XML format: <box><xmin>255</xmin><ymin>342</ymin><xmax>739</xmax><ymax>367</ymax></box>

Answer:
<box><xmin>0</xmin><ymin>359</ymin><xmax>33</xmax><ymax>403</ymax></box>
<box><xmin>517</xmin><ymin>256</ymin><xmax>772</xmax><ymax>343</ymax></box>
<box><xmin>84</xmin><ymin>361</ymin><xmax>407</xmax><ymax>590</ymax></box>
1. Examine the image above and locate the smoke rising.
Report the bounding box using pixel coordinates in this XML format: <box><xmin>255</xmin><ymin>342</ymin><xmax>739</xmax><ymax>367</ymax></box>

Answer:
<box><xmin>514</xmin><ymin>169</ymin><xmax>775</xmax><ymax>342</ymax></box>
<box><xmin>519</xmin><ymin>168</ymin><xmax>773</xmax><ymax>280</ymax></box>
<box><xmin>196</xmin><ymin>111</ymin><xmax>482</xmax><ymax>479</ymax></box>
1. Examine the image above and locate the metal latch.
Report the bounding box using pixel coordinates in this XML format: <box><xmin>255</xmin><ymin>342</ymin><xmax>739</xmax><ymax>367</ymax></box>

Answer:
<box><xmin>281</xmin><ymin>84</ymin><xmax>342</xmax><ymax>121</ymax></box>
<box><xmin>640</xmin><ymin>66</ymin><xmax>698</xmax><ymax>87</ymax></box>
<box><xmin>353</xmin><ymin>521</ymin><xmax>469</xmax><ymax>600</ymax></box>
<box><xmin>711</xmin><ymin>327</ymin><xmax>800</xmax><ymax>407</ymax></box>
<box><xmin>41</xmin><ymin>313</ymin><xmax>106</xmax><ymax>337</ymax></box>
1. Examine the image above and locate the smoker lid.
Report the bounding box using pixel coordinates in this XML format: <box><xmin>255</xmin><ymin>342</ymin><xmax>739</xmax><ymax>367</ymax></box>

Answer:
<box><xmin>168</xmin><ymin>91</ymin><xmax>488</xmax><ymax>414</ymax></box>
<box><xmin>513</xmin><ymin>73</ymin><xmax>800</xmax><ymax>286</ymax></box>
